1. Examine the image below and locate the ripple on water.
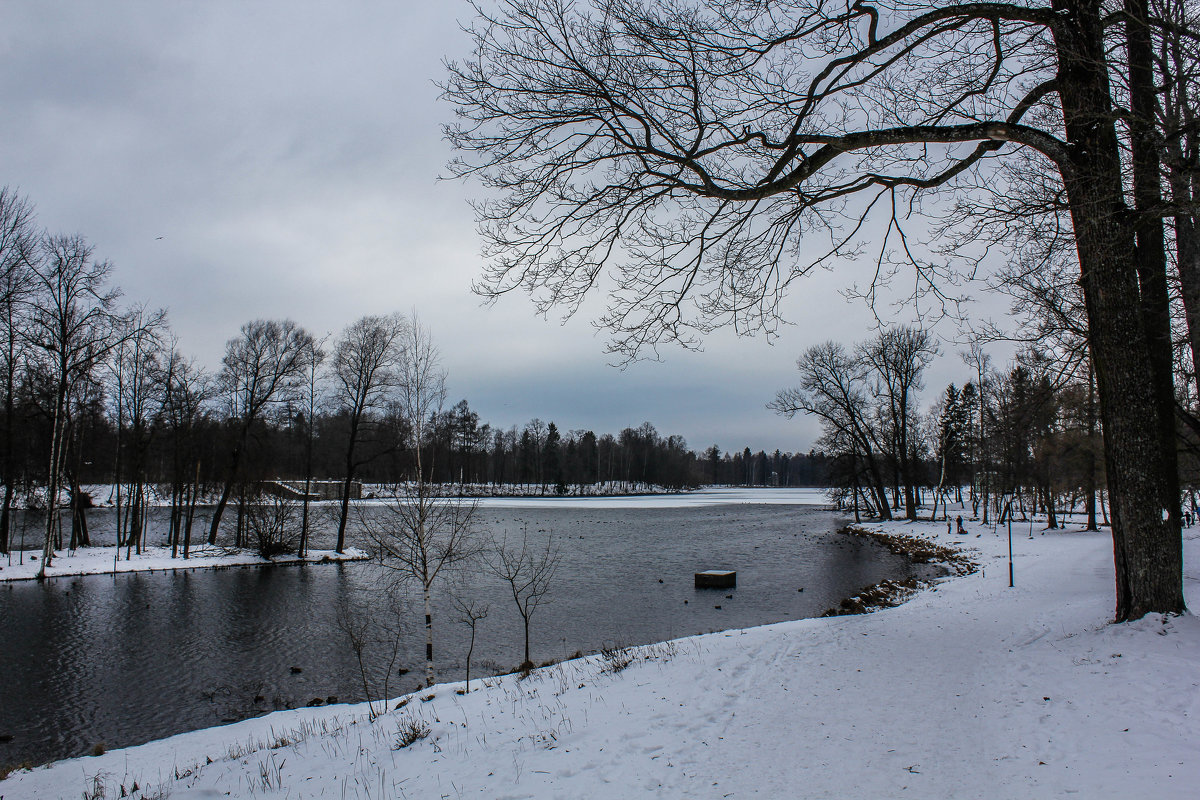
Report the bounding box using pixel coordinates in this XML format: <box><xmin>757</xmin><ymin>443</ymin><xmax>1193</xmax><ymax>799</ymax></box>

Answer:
<box><xmin>0</xmin><ymin>502</ymin><xmax>919</xmax><ymax>765</ymax></box>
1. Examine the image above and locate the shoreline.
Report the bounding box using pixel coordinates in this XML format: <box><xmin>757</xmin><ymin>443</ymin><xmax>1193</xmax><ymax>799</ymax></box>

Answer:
<box><xmin>0</xmin><ymin>544</ymin><xmax>370</xmax><ymax>583</ymax></box>
<box><xmin>2</xmin><ymin>524</ymin><xmax>972</xmax><ymax>783</ymax></box>
<box><xmin>819</xmin><ymin>523</ymin><xmax>978</xmax><ymax>617</ymax></box>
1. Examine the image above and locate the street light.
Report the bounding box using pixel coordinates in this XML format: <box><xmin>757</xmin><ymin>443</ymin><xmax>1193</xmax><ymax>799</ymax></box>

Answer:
<box><xmin>1007</xmin><ymin>498</ymin><xmax>1014</xmax><ymax>588</ymax></box>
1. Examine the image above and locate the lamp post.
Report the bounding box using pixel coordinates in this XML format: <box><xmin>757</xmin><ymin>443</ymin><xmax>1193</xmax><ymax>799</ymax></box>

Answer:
<box><xmin>1007</xmin><ymin>498</ymin><xmax>1014</xmax><ymax>588</ymax></box>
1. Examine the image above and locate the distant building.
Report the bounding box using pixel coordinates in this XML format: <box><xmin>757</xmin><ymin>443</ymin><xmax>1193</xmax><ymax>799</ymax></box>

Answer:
<box><xmin>258</xmin><ymin>480</ymin><xmax>362</xmax><ymax>501</ymax></box>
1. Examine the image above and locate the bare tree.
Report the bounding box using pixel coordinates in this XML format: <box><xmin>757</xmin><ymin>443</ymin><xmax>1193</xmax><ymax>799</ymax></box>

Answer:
<box><xmin>397</xmin><ymin>314</ymin><xmax>446</xmax><ymax>486</ymax></box>
<box><xmin>361</xmin><ymin>483</ymin><xmax>480</xmax><ymax>687</ymax></box>
<box><xmin>330</xmin><ymin>313</ymin><xmax>407</xmax><ymax>553</ymax></box>
<box><xmin>770</xmin><ymin>342</ymin><xmax>892</xmax><ymax>520</ymax></box>
<box><xmin>859</xmin><ymin>327</ymin><xmax>938</xmax><ymax>521</ymax></box>
<box><xmin>208</xmin><ymin>319</ymin><xmax>314</xmax><ymax>545</ymax></box>
<box><xmin>451</xmin><ymin>592</ymin><xmax>489</xmax><ymax>693</ymax></box>
<box><xmin>962</xmin><ymin>344</ymin><xmax>995</xmax><ymax>523</ymax></box>
<box><xmin>159</xmin><ymin>345</ymin><xmax>211</xmax><ymax>558</ymax></box>
<box><xmin>335</xmin><ymin>586</ymin><xmax>407</xmax><ymax>720</ymax></box>
<box><xmin>487</xmin><ymin>525</ymin><xmax>560</xmax><ymax>671</ymax></box>
<box><xmin>22</xmin><ymin>234</ymin><xmax>123</xmax><ymax>577</ymax></box>
<box><xmin>244</xmin><ymin>494</ymin><xmax>300</xmax><ymax>558</ymax></box>
<box><xmin>0</xmin><ymin>187</ymin><xmax>38</xmax><ymax>555</ymax></box>
<box><xmin>109</xmin><ymin>305</ymin><xmax>169</xmax><ymax>558</ymax></box>
<box><xmin>360</xmin><ymin>315</ymin><xmax>482</xmax><ymax>687</ymax></box>
<box><xmin>296</xmin><ymin>334</ymin><xmax>328</xmax><ymax>558</ymax></box>
<box><xmin>444</xmin><ymin>0</ymin><xmax>1194</xmax><ymax>618</ymax></box>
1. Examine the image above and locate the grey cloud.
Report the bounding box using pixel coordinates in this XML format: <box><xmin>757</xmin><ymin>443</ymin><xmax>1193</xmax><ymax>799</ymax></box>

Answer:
<box><xmin>0</xmin><ymin>0</ymin><xmax>1002</xmax><ymax>454</ymax></box>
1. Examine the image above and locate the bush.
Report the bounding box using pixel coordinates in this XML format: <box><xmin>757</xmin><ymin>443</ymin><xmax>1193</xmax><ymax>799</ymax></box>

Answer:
<box><xmin>246</xmin><ymin>496</ymin><xmax>300</xmax><ymax>558</ymax></box>
<box><xmin>394</xmin><ymin>718</ymin><xmax>431</xmax><ymax>749</ymax></box>
<box><xmin>599</xmin><ymin>645</ymin><xmax>634</xmax><ymax>674</ymax></box>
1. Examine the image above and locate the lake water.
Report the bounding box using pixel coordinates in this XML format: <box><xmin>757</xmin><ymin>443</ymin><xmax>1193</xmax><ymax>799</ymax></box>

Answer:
<box><xmin>0</xmin><ymin>489</ymin><xmax>931</xmax><ymax>766</ymax></box>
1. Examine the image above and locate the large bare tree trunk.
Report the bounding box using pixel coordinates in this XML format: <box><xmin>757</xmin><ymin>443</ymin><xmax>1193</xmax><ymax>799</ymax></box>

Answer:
<box><xmin>1053</xmin><ymin>0</ymin><xmax>1184</xmax><ymax>620</ymax></box>
<box><xmin>1126</xmin><ymin>0</ymin><xmax>1180</xmax><ymax>522</ymax></box>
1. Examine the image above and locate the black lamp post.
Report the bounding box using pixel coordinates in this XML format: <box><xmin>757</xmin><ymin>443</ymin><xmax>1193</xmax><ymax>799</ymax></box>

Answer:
<box><xmin>1007</xmin><ymin>498</ymin><xmax>1014</xmax><ymax>588</ymax></box>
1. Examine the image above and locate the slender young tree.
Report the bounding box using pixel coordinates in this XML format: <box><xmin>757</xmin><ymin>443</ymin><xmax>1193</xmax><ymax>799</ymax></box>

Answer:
<box><xmin>360</xmin><ymin>316</ymin><xmax>482</xmax><ymax>687</ymax></box>
<box><xmin>487</xmin><ymin>525</ymin><xmax>560</xmax><ymax>670</ymax></box>
<box><xmin>335</xmin><ymin>586</ymin><xmax>407</xmax><ymax>720</ymax></box>
<box><xmin>296</xmin><ymin>334</ymin><xmax>328</xmax><ymax>558</ymax></box>
<box><xmin>963</xmin><ymin>345</ymin><xmax>994</xmax><ymax>523</ymax></box>
<box><xmin>451</xmin><ymin>592</ymin><xmax>489</xmax><ymax>693</ymax></box>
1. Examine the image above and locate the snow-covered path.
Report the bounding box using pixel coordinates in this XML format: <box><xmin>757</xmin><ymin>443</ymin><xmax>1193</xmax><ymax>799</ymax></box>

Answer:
<box><xmin>3</xmin><ymin>520</ymin><xmax>1196</xmax><ymax>798</ymax></box>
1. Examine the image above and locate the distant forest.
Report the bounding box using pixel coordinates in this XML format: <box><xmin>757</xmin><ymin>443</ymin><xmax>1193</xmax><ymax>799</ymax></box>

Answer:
<box><xmin>0</xmin><ymin>186</ymin><xmax>834</xmax><ymax>561</ymax></box>
<box><xmin>8</xmin><ymin>390</ymin><xmax>833</xmax><ymax>493</ymax></box>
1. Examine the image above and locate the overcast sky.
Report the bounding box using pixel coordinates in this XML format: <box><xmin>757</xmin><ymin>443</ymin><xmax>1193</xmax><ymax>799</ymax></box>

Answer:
<box><xmin>0</xmin><ymin>2</ymin><xmax>1014</xmax><ymax>454</ymax></box>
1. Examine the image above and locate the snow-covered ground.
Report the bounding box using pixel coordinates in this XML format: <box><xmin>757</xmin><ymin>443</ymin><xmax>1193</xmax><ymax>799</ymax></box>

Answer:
<box><xmin>4</xmin><ymin>516</ymin><xmax>1196</xmax><ymax>798</ymax></box>
<box><xmin>0</xmin><ymin>544</ymin><xmax>368</xmax><ymax>582</ymax></box>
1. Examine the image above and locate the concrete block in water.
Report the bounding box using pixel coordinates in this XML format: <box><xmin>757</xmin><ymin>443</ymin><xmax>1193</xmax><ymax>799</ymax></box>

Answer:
<box><xmin>695</xmin><ymin>570</ymin><xmax>736</xmax><ymax>588</ymax></box>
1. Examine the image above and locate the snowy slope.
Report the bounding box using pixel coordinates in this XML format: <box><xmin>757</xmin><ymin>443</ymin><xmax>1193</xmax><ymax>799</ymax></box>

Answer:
<box><xmin>3</xmin><ymin>517</ymin><xmax>1196</xmax><ymax>798</ymax></box>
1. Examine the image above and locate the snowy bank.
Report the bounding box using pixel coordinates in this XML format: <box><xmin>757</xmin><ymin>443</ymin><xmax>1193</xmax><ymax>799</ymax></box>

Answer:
<box><xmin>3</xmin><ymin>516</ymin><xmax>1197</xmax><ymax>798</ymax></box>
<box><xmin>0</xmin><ymin>544</ymin><xmax>369</xmax><ymax>582</ymax></box>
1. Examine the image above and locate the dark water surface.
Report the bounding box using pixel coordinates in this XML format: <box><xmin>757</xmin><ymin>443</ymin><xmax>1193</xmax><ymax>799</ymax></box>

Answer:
<box><xmin>0</xmin><ymin>499</ymin><xmax>925</xmax><ymax>766</ymax></box>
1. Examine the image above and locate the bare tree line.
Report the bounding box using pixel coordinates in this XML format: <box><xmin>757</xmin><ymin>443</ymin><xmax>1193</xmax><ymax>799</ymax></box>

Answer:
<box><xmin>1</xmin><ymin>190</ymin><xmax>830</xmax><ymax>578</ymax></box>
<box><xmin>773</xmin><ymin>325</ymin><xmax>1113</xmax><ymax>533</ymax></box>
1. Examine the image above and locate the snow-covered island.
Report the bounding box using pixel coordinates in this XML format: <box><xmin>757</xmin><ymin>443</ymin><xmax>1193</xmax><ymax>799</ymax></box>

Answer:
<box><xmin>0</xmin><ymin>544</ymin><xmax>369</xmax><ymax>583</ymax></box>
<box><xmin>3</xmin><ymin>517</ymin><xmax>1196</xmax><ymax>799</ymax></box>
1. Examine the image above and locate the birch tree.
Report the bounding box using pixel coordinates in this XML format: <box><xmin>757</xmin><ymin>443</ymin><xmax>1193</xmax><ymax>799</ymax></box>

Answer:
<box><xmin>359</xmin><ymin>316</ymin><xmax>482</xmax><ymax>687</ymax></box>
<box><xmin>23</xmin><ymin>235</ymin><xmax>122</xmax><ymax>577</ymax></box>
